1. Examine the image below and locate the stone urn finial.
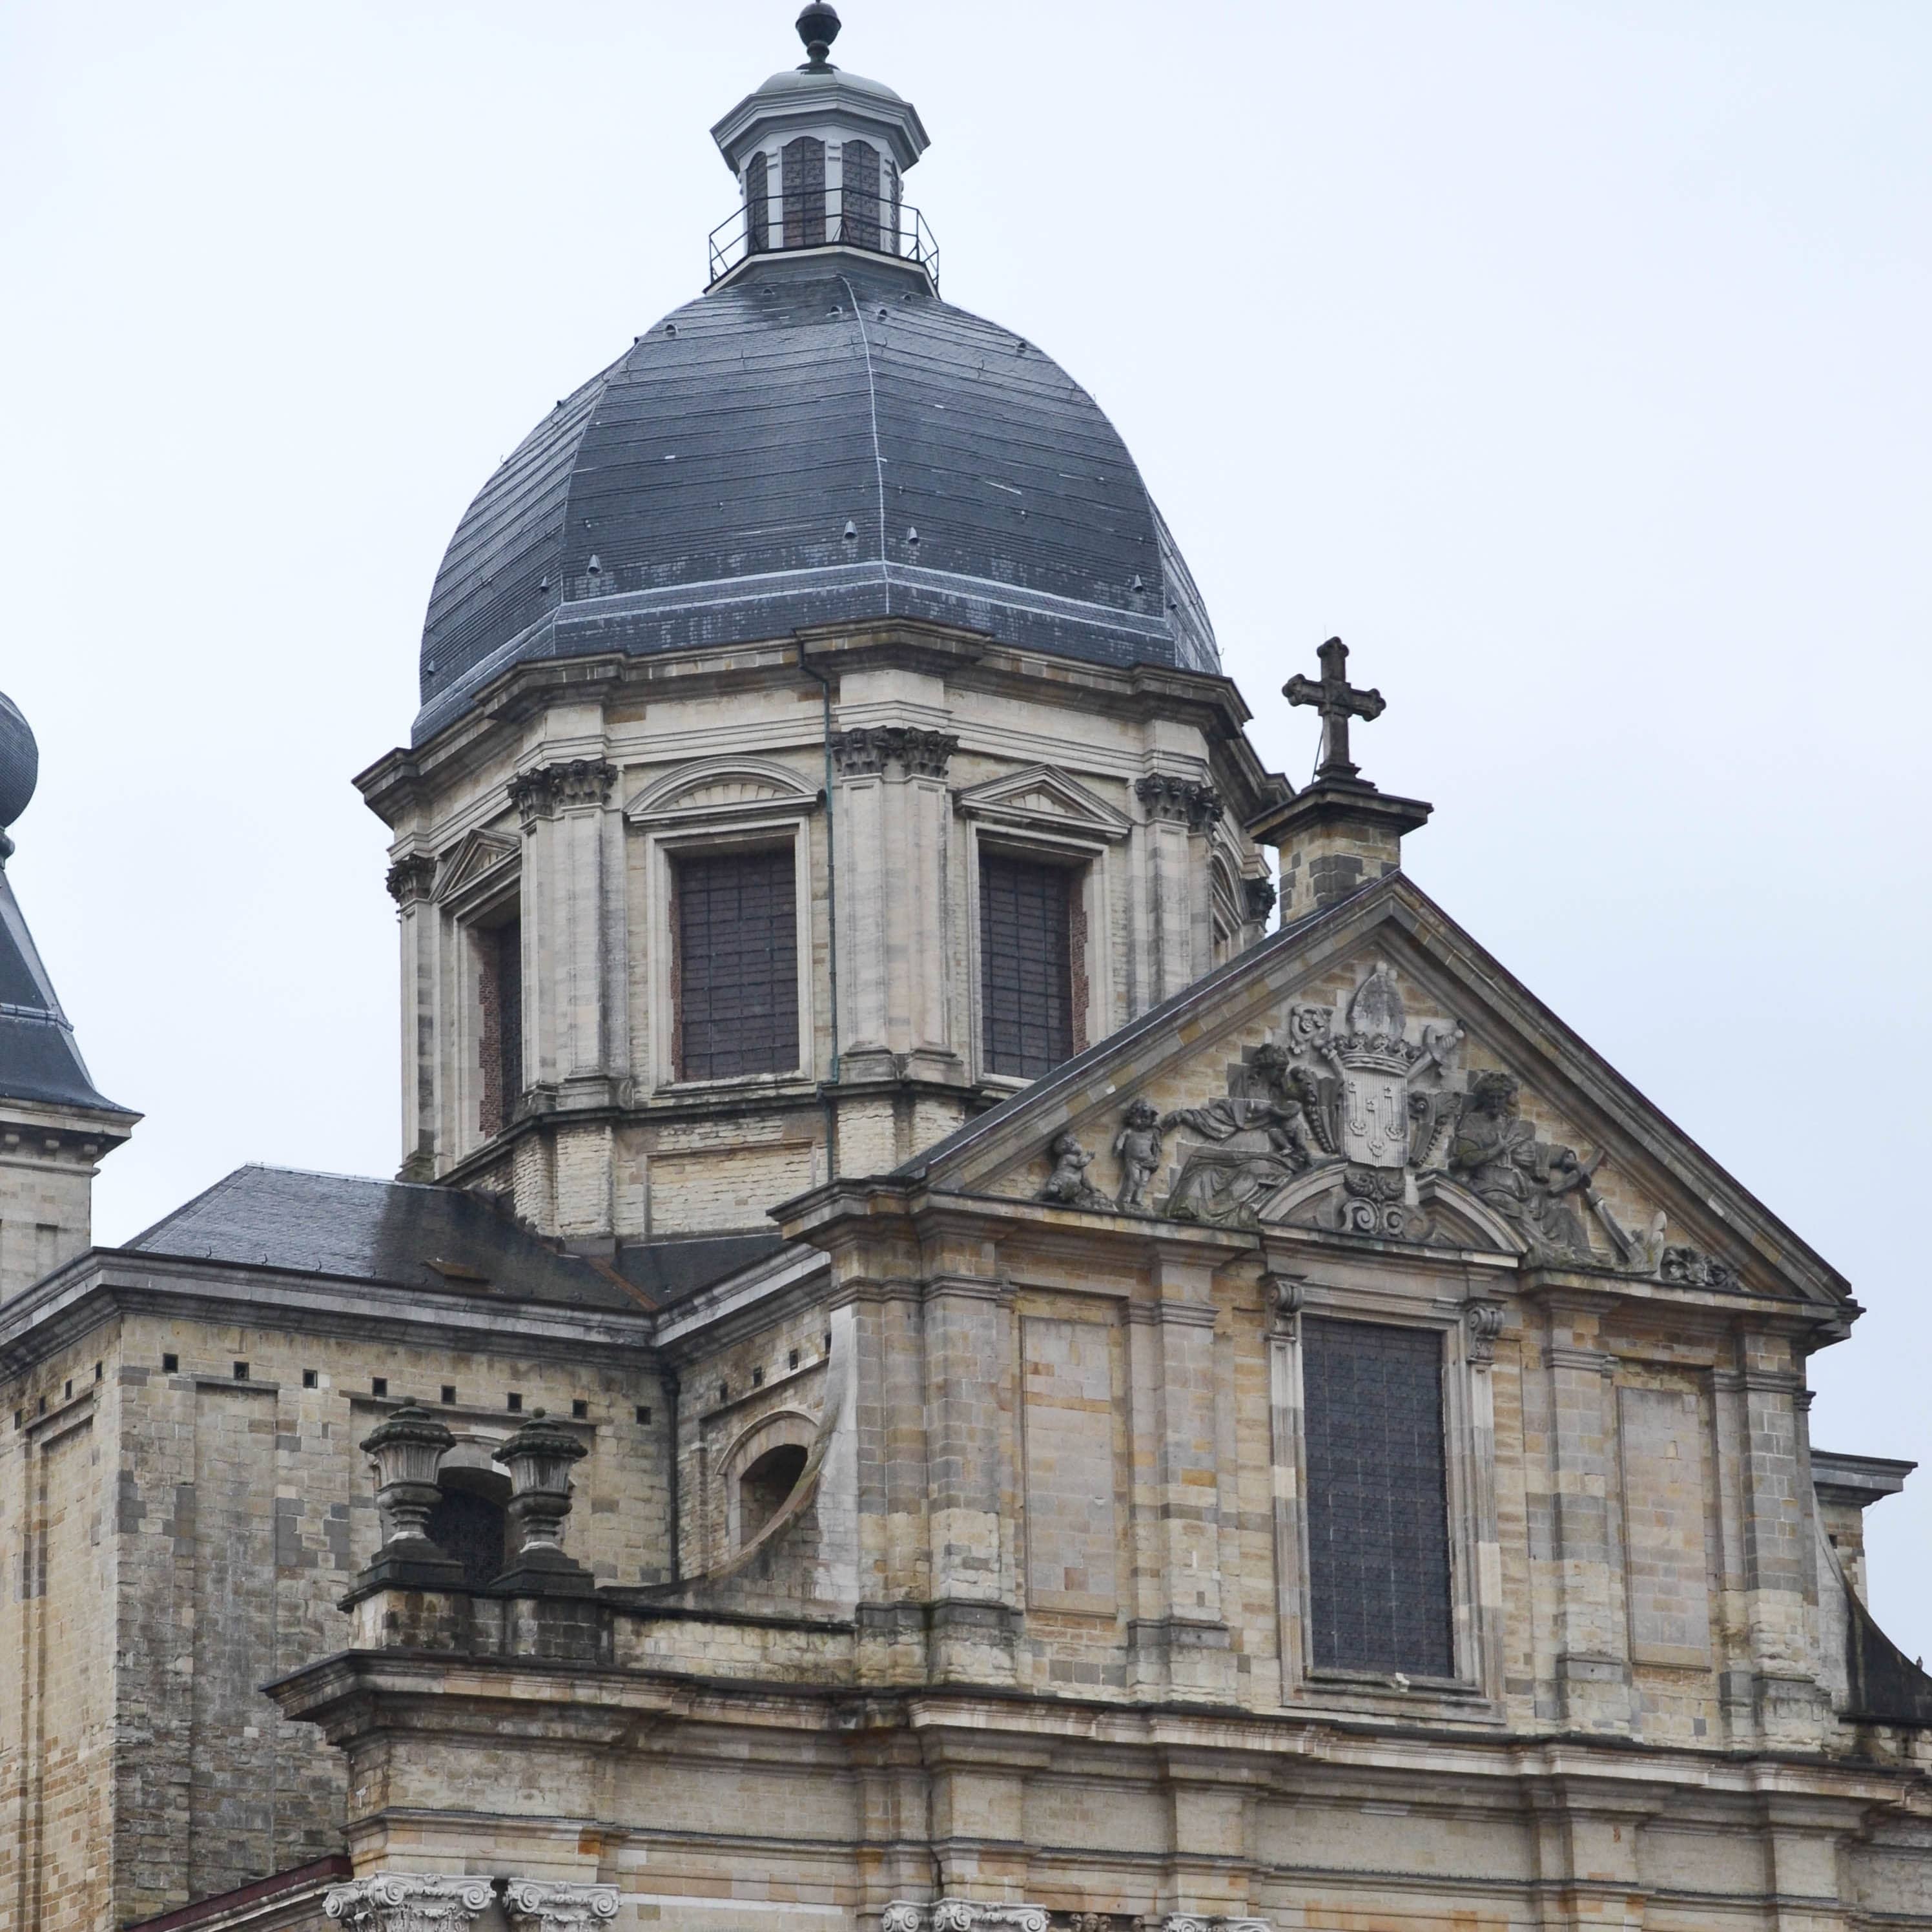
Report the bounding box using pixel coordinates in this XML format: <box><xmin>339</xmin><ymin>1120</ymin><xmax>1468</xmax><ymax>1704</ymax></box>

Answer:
<box><xmin>492</xmin><ymin>1408</ymin><xmax>593</xmax><ymax>1594</ymax></box>
<box><xmin>360</xmin><ymin>1404</ymin><xmax>455</xmax><ymax>1549</ymax></box>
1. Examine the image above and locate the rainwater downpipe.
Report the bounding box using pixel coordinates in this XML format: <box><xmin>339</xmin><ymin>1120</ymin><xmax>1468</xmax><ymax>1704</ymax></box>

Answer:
<box><xmin>797</xmin><ymin>644</ymin><xmax>841</xmax><ymax>1180</ymax></box>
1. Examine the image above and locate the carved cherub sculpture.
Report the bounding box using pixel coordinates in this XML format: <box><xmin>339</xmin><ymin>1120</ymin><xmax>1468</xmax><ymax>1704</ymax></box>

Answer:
<box><xmin>1112</xmin><ymin>1100</ymin><xmax>1166</xmax><ymax>1212</ymax></box>
<box><xmin>1038</xmin><ymin>1131</ymin><xmax>1111</xmax><ymax>1210</ymax></box>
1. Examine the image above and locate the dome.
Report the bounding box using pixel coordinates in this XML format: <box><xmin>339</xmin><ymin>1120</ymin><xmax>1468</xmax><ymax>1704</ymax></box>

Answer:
<box><xmin>415</xmin><ymin>252</ymin><xmax>1219</xmax><ymax>744</ymax></box>
<box><xmin>0</xmin><ymin>692</ymin><xmax>37</xmax><ymax>832</ymax></box>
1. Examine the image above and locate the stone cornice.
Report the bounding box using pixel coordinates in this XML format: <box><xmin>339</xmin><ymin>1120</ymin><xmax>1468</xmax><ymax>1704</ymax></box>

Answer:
<box><xmin>365</xmin><ymin>624</ymin><xmax>1286</xmax><ymax>833</ymax></box>
<box><xmin>0</xmin><ymin>1251</ymin><xmax>657</xmax><ymax>1384</ymax></box>
<box><xmin>266</xmin><ymin>1647</ymin><xmax>1932</xmax><ymax>1810</ymax></box>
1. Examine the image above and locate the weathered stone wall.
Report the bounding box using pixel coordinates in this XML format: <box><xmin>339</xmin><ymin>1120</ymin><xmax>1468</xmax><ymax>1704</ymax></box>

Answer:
<box><xmin>0</xmin><ymin>1292</ymin><xmax>668</xmax><ymax>1931</ymax></box>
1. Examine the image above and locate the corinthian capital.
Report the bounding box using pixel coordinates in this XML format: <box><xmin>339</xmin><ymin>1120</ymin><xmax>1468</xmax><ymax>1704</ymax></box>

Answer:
<box><xmin>508</xmin><ymin>758</ymin><xmax>618</xmax><ymax>823</ymax></box>
<box><xmin>323</xmin><ymin>1875</ymin><xmax>496</xmax><ymax>1931</ymax></box>
<box><xmin>504</xmin><ymin>1880</ymin><xmax>622</xmax><ymax>1931</ymax></box>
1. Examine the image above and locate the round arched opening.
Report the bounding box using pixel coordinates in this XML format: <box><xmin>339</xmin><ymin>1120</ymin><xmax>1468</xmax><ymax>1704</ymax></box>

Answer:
<box><xmin>737</xmin><ymin>1443</ymin><xmax>808</xmax><ymax>1545</ymax></box>
<box><xmin>429</xmin><ymin>1464</ymin><xmax>510</xmax><ymax>1588</ymax></box>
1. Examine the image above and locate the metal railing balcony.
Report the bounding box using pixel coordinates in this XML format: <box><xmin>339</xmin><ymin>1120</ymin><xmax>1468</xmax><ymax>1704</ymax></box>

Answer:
<box><xmin>708</xmin><ymin>198</ymin><xmax>941</xmax><ymax>291</ymax></box>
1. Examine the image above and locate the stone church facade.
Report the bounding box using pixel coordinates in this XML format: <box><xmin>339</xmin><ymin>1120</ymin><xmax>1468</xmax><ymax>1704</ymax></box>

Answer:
<box><xmin>3</xmin><ymin>10</ymin><xmax>1931</xmax><ymax>1931</ymax></box>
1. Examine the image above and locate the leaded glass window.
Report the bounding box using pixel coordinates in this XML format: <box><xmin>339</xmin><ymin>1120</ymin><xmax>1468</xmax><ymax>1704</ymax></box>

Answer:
<box><xmin>980</xmin><ymin>852</ymin><xmax>1076</xmax><ymax>1080</ymax></box>
<box><xmin>477</xmin><ymin>913</ymin><xmax>522</xmax><ymax>1137</ymax></box>
<box><xmin>842</xmin><ymin>139</ymin><xmax>881</xmax><ymax>250</ymax></box>
<box><xmin>1301</xmin><ymin>1316</ymin><xmax>1454</xmax><ymax>1677</ymax></box>
<box><xmin>782</xmin><ymin>136</ymin><xmax>826</xmax><ymax>248</ymax></box>
<box><xmin>673</xmin><ymin>848</ymin><xmax>799</xmax><ymax>1080</ymax></box>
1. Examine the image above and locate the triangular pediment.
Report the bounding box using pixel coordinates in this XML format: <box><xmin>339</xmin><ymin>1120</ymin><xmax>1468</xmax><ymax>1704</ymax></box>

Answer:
<box><xmin>909</xmin><ymin>876</ymin><xmax>1845</xmax><ymax>1306</ymax></box>
<box><xmin>434</xmin><ymin>829</ymin><xmax>520</xmax><ymax>903</ymax></box>
<box><xmin>952</xmin><ymin>764</ymin><xmax>1133</xmax><ymax>843</ymax></box>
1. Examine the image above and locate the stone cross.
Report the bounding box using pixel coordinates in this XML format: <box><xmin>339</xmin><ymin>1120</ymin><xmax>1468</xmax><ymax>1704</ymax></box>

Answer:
<box><xmin>1284</xmin><ymin>636</ymin><xmax>1385</xmax><ymax>781</ymax></box>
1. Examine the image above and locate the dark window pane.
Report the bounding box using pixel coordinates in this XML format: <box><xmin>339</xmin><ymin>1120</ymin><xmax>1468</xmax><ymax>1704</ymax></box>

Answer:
<box><xmin>842</xmin><ymin>139</ymin><xmax>881</xmax><ymax>250</ymax></box>
<box><xmin>477</xmin><ymin>914</ymin><xmax>522</xmax><ymax>1137</ymax></box>
<box><xmin>980</xmin><ymin>854</ymin><xmax>1074</xmax><ymax>1079</ymax></box>
<box><xmin>1302</xmin><ymin>1317</ymin><xmax>1454</xmax><ymax>1677</ymax></box>
<box><xmin>746</xmin><ymin>152</ymin><xmax>768</xmax><ymax>252</ymax></box>
<box><xmin>782</xmin><ymin>136</ymin><xmax>826</xmax><ymax>248</ymax></box>
<box><xmin>675</xmin><ymin>848</ymin><xmax>799</xmax><ymax>1080</ymax></box>
<box><xmin>427</xmin><ymin>1487</ymin><xmax>506</xmax><ymax>1589</ymax></box>
<box><xmin>739</xmin><ymin>1443</ymin><xmax>808</xmax><ymax>1545</ymax></box>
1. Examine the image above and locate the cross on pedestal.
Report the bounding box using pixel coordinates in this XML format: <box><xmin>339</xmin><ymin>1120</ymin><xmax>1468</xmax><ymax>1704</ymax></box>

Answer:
<box><xmin>1284</xmin><ymin>637</ymin><xmax>1385</xmax><ymax>781</ymax></box>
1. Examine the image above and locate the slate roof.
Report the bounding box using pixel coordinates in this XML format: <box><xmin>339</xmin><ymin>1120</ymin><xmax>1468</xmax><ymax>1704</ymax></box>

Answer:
<box><xmin>128</xmin><ymin>1166</ymin><xmax>781</xmax><ymax>1313</ymax></box>
<box><xmin>415</xmin><ymin>251</ymin><xmax>1218</xmax><ymax>743</ymax></box>
<box><xmin>0</xmin><ymin>864</ymin><xmax>128</xmax><ymax>1115</ymax></box>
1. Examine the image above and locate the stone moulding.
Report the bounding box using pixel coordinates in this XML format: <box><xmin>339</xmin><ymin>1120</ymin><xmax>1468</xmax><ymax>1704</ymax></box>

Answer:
<box><xmin>322</xmin><ymin>1875</ymin><xmax>497</xmax><ymax>1931</ymax></box>
<box><xmin>505</xmin><ymin>1880</ymin><xmax>623</xmax><ymax>1930</ymax></box>
<box><xmin>1162</xmin><ymin>1917</ymin><xmax>1272</xmax><ymax>1932</ymax></box>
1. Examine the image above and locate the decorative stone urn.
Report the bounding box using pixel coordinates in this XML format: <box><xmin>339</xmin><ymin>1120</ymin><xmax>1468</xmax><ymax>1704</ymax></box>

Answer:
<box><xmin>491</xmin><ymin>1408</ymin><xmax>593</xmax><ymax>1594</ymax></box>
<box><xmin>355</xmin><ymin>1405</ymin><xmax>465</xmax><ymax>1591</ymax></box>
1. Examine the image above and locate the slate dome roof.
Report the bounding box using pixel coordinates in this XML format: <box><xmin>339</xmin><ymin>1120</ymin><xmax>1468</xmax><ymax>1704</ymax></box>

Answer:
<box><xmin>415</xmin><ymin>252</ymin><xmax>1219</xmax><ymax>743</ymax></box>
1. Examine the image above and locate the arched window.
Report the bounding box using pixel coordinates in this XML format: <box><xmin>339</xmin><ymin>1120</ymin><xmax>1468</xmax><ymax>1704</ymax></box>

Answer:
<box><xmin>427</xmin><ymin>1466</ymin><xmax>509</xmax><ymax>1588</ymax></box>
<box><xmin>841</xmin><ymin>139</ymin><xmax>881</xmax><ymax>251</ymax></box>
<box><xmin>745</xmin><ymin>152</ymin><xmax>768</xmax><ymax>254</ymax></box>
<box><xmin>782</xmin><ymin>136</ymin><xmax>825</xmax><ymax>249</ymax></box>
<box><xmin>738</xmin><ymin>1442</ymin><xmax>808</xmax><ymax>1545</ymax></box>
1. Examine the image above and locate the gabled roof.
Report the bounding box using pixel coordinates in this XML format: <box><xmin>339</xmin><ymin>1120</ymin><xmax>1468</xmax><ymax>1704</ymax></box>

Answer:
<box><xmin>896</xmin><ymin>873</ymin><xmax>1848</xmax><ymax>1306</ymax></box>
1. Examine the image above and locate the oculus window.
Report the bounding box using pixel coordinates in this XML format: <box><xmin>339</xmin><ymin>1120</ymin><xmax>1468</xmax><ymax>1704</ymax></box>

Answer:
<box><xmin>673</xmin><ymin>847</ymin><xmax>799</xmax><ymax>1080</ymax></box>
<box><xmin>1302</xmin><ymin>1316</ymin><xmax>1454</xmax><ymax>1677</ymax></box>
<box><xmin>980</xmin><ymin>852</ymin><xmax>1078</xmax><ymax>1079</ymax></box>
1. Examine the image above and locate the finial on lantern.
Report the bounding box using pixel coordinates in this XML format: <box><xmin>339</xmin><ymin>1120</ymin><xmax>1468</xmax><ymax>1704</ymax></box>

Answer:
<box><xmin>797</xmin><ymin>2</ymin><xmax>841</xmax><ymax>69</ymax></box>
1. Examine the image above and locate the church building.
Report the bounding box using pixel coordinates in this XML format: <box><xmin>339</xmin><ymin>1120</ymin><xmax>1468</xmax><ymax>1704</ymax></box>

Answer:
<box><xmin>4</xmin><ymin>9</ymin><xmax>1932</xmax><ymax>1931</ymax></box>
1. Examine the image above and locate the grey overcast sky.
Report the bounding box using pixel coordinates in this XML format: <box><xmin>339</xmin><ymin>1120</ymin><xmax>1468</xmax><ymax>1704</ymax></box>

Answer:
<box><xmin>3</xmin><ymin>1</ymin><xmax>1928</xmax><ymax>1647</ymax></box>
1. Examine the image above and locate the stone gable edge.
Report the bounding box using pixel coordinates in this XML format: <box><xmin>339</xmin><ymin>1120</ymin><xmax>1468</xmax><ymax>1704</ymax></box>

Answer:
<box><xmin>837</xmin><ymin>873</ymin><xmax>1847</xmax><ymax>1311</ymax></box>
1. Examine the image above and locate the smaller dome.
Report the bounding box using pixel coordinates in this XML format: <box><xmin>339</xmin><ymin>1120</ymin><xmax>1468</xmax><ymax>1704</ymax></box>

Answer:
<box><xmin>0</xmin><ymin>693</ymin><xmax>37</xmax><ymax>831</ymax></box>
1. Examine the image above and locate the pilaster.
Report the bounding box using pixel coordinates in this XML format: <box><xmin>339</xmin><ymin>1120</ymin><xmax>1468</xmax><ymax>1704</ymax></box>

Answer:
<box><xmin>1536</xmin><ymin>1295</ymin><xmax>1632</xmax><ymax>1731</ymax></box>
<box><xmin>920</xmin><ymin>1257</ymin><xmax>1016</xmax><ymax>1683</ymax></box>
<box><xmin>1125</xmin><ymin>1246</ymin><xmax>1231</xmax><ymax>1700</ymax></box>
<box><xmin>1135</xmin><ymin>773</ymin><xmax>1219</xmax><ymax>1004</ymax></box>
<box><xmin>511</xmin><ymin>754</ymin><xmax>617</xmax><ymax>1102</ymax></box>
<box><xmin>385</xmin><ymin>853</ymin><xmax>440</xmax><ymax>1180</ymax></box>
<box><xmin>832</xmin><ymin>723</ymin><xmax>961</xmax><ymax>1081</ymax></box>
